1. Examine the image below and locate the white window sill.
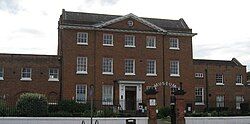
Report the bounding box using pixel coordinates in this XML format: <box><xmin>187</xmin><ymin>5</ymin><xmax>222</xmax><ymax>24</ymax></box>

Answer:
<box><xmin>125</xmin><ymin>73</ymin><xmax>135</xmax><ymax>76</ymax></box>
<box><xmin>146</xmin><ymin>46</ymin><xmax>156</xmax><ymax>49</ymax></box>
<box><xmin>216</xmin><ymin>83</ymin><xmax>224</xmax><ymax>86</ymax></box>
<box><xmin>48</xmin><ymin>78</ymin><xmax>59</xmax><ymax>82</ymax></box>
<box><xmin>169</xmin><ymin>47</ymin><xmax>180</xmax><ymax>50</ymax></box>
<box><xmin>125</xmin><ymin>45</ymin><xmax>135</xmax><ymax>48</ymax></box>
<box><xmin>0</xmin><ymin>77</ymin><xmax>3</xmax><ymax>80</ymax></box>
<box><xmin>76</xmin><ymin>101</ymin><xmax>87</xmax><ymax>104</ymax></box>
<box><xmin>76</xmin><ymin>71</ymin><xmax>88</xmax><ymax>75</ymax></box>
<box><xmin>20</xmin><ymin>78</ymin><xmax>32</xmax><ymax>81</ymax></box>
<box><xmin>103</xmin><ymin>44</ymin><xmax>114</xmax><ymax>47</ymax></box>
<box><xmin>195</xmin><ymin>103</ymin><xmax>205</xmax><ymax>106</ymax></box>
<box><xmin>236</xmin><ymin>83</ymin><xmax>244</xmax><ymax>86</ymax></box>
<box><xmin>170</xmin><ymin>74</ymin><xmax>180</xmax><ymax>77</ymax></box>
<box><xmin>102</xmin><ymin>102</ymin><xmax>114</xmax><ymax>106</ymax></box>
<box><xmin>77</xmin><ymin>43</ymin><xmax>88</xmax><ymax>45</ymax></box>
<box><xmin>102</xmin><ymin>72</ymin><xmax>113</xmax><ymax>75</ymax></box>
<box><xmin>146</xmin><ymin>74</ymin><xmax>157</xmax><ymax>76</ymax></box>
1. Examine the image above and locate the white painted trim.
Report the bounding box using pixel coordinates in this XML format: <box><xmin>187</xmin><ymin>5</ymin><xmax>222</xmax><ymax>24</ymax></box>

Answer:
<box><xmin>0</xmin><ymin>77</ymin><xmax>3</xmax><ymax>80</ymax></box>
<box><xmin>60</xmin><ymin>25</ymin><xmax>197</xmax><ymax>36</ymax></box>
<box><xmin>125</xmin><ymin>73</ymin><xmax>136</xmax><ymax>76</ymax></box>
<box><xmin>236</xmin><ymin>83</ymin><xmax>244</xmax><ymax>86</ymax></box>
<box><xmin>170</xmin><ymin>74</ymin><xmax>180</xmax><ymax>77</ymax></box>
<box><xmin>76</xmin><ymin>71</ymin><xmax>88</xmax><ymax>74</ymax></box>
<box><xmin>48</xmin><ymin>78</ymin><xmax>59</xmax><ymax>82</ymax></box>
<box><xmin>169</xmin><ymin>47</ymin><xmax>180</xmax><ymax>50</ymax></box>
<box><xmin>146</xmin><ymin>74</ymin><xmax>157</xmax><ymax>76</ymax></box>
<box><xmin>118</xmin><ymin>80</ymin><xmax>145</xmax><ymax>84</ymax></box>
<box><xmin>216</xmin><ymin>83</ymin><xmax>224</xmax><ymax>86</ymax></box>
<box><xmin>20</xmin><ymin>78</ymin><xmax>32</xmax><ymax>81</ymax></box>
<box><xmin>94</xmin><ymin>13</ymin><xmax>166</xmax><ymax>32</ymax></box>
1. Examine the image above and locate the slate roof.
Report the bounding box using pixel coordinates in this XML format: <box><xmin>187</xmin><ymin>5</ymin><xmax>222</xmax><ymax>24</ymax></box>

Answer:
<box><xmin>193</xmin><ymin>58</ymin><xmax>244</xmax><ymax>67</ymax></box>
<box><xmin>59</xmin><ymin>10</ymin><xmax>191</xmax><ymax>32</ymax></box>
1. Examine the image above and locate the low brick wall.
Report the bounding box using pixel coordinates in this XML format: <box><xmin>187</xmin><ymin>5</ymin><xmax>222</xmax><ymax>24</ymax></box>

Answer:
<box><xmin>0</xmin><ymin>117</ymin><xmax>148</xmax><ymax>124</ymax></box>
<box><xmin>185</xmin><ymin>116</ymin><xmax>250</xmax><ymax>124</ymax></box>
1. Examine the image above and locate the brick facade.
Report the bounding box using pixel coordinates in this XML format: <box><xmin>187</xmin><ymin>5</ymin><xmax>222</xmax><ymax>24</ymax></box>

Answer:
<box><xmin>0</xmin><ymin>10</ymin><xmax>248</xmax><ymax>112</ymax></box>
<box><xmin>0</xmin><ymin>54</ymin><xmax>60</xmax><ymax>106</ymax></box>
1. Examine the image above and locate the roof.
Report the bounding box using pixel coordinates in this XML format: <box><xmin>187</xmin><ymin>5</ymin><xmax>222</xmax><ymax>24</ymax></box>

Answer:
<box><xmin>0</xmin><ymin>53</ymin><xmax>59</xmax><ymax>58</ymax></box>
<box><xmin>193</xmin><ymin>58</ymin><xmax>245</xmax><ymax>67</ymax></box>
<box><xmin>59</xmin><ymin>10</ymin><xmax>192</xmax><ymax>33</ymax></box>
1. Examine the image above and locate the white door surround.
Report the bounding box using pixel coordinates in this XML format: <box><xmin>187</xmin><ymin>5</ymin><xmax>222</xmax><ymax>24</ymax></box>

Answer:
<box><xmin>118</xmin><ymin>80</ymin><xmax>145</xmax><ymax>110</ymax></box>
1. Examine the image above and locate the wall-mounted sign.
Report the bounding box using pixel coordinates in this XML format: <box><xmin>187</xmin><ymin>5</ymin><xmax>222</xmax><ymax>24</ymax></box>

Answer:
<box><xmin>149</xmin><ymin>99</ymin><xmax>156</xmax><ymax>106</ymax></box>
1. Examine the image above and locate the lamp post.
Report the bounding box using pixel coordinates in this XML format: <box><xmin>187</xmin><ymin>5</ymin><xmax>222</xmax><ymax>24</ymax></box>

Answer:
<box><xmin>90</xmin><ymin>84</ymin><xmax>94</xmax><ymax>124</ymax></box>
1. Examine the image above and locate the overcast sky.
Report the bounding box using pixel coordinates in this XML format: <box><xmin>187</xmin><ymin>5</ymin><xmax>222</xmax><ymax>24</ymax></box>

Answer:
<box><xmin>0</xmin><ymin>0</ymin><xmax>249</xmax><ymax>71</ymax></box>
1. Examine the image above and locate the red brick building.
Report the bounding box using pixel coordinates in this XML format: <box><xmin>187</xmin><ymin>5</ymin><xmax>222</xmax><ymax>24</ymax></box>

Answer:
<box><xmin>0</xmin><ymin>10</ymin><xmax>248</xmax><ymax>111</ymax></box>
<box><xmin>0</xmin><ymin>54</ymin><xmax>60</xmax><ymax>106</ymax></box>
<box><xmin>193</xmin><ymin>58</ymin><xmax>249</xmax><ymax>111</ymax></box>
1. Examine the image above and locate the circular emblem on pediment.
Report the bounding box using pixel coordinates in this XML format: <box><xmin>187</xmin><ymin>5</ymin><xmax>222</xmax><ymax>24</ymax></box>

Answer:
<box><xmin>127</xmin><ymin>20</ymin><xmax>133</xmax><ymax>27</ymax></box>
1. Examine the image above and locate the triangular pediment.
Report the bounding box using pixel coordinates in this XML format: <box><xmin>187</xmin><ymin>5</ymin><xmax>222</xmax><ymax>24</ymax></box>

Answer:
<box><xmin>94</xmin><ymin>13</ymin><xmax>166</xmax><ymax>32</ymax></box>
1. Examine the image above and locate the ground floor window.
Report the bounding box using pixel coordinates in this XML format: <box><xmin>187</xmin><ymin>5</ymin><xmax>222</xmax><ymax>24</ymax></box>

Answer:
<box><xmin>102</xmin><ymin>85</ymin><xmax>113</xmax><ymax>105</ymax></box>
<box><xmin>195</xmin><ymin>87</ymin><xmax>204</xmax><ymax>105</ymax></box>
<box><xmin>216</xmin><ymin>95</ymin><xmax>224</xmax><ymax>107</ymax></box>
<box><xmin>236</xmin><ymin>96</ymin><xmax>244</xmax><ymax>109</ymax></box>
<box><xmin>76</xmin><ymin>84</ymin><xmax>87</xmax><ymax>103</ymax></box>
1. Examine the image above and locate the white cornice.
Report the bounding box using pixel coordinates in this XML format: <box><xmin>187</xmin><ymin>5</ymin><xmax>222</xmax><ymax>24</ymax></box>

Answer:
<box><xmin>117</xmin><ymin>80</ymin><xmax>145</xmax><ymax>84</ymax></box>
<box><xmin>59</xmin><ymin>25</ymin><xmax>197</xmax><ymax>36</ymax></box>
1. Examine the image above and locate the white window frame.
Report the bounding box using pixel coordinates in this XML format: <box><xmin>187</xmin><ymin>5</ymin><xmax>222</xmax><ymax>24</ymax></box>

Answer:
<box><xmin>169</xmin><ymin>38</ymin><xmax>179</xmax><ymax>50</ymax></box>
<box><xmin>195</xmin><ymin>87</ymin><xmax>204</xmax><ymax>105</ymax></box>
<box><xmin>170</xmin><ymin>61</ymin><xmax>180</xmax><ymax>77</ymax></box>
<box><xmin>102</xmin><ymin>85</ymin><xmax>113</xmax><ymax>105</ymax></box>
<box><xmin>216</xmin><ymin>95</ymin><xmax>225</xmax><ymax>108</ymax></box>
<box><xmin>76</xmin><ymin>84</ymin><xmax>87</xmax><ymax>103</ymax></box>
<box><xmin>236</xmin><ymin>75</ymin><xmax>243</xmax><ymax>85</ymax></box>
<box><xmin>147</xmin><ymin>60</ymin><xmax>157</xmax><ymax>76</ymax></box>
<box><xmin>125</xmin><ymin>59</ymin><xmax>135</xmax><ymax>75</ymax></box>
<box><xmin>0</xmin><ymin>67</ymin><xmax>3</xmax><ymax>80</ymax></box>
<box><xmin>124</xmin><ymin>35</ymin><xmax>135</xmax><ymax>47</ymax></box>
<box><xmin>77</xmin><ymin>32</ymin><xmax>88</xmax><ymax>45</ymax></box>
<box><xmin>195</xmin><ymin>73</ymin><xmax>204</xmax><ymax>78</ymax></box>
<box><xmin>48</xmin><ymin>68</ymin><xmax>59</xmax><ymax>81</ymax></box>
<box><xmin>236</xmin><ymin>96</ymin><xmax>244</xmax><ymax>109</ymax></box>
<box><xmin>76</xmin><ymin>57</ymin><xmax>87</xmax><ymax>74</ymax></box>
<box><xmin>102</xmin><ymin>58</ymin><xmax>113</xmax><ymax>75</ymax></box>
<box><xmin>216</xmin><ymin>74</ymin><xmax>224</xmax><ymax>85</ymax></box>
<box><xmin>103</xmin><ymin>34</ymin><xmax>113</xmax><ymax>46</ymax></box>
<box><xmin>20</xmin><ymin>68</ymin><xmax>32</xmax><ymax>81</ymax></box>
<box><xmin>146</xmin><ymin>36</ymin><xmax>156</xmax><ymax>48</ymax></box>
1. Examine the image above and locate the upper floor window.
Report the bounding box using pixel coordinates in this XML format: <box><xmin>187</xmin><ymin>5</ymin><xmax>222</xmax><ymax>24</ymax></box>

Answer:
<box><xmin>216</xmin><ymin>74</ymin><xmax>224</xmax><ymax>85</ymax></box>
<box><xmin>77</xmin><ymin>57</ymin><xmax>87</xmax><ymax>74</ymax></box>
<box><xmin>48</xmin><ymin>68</ymin><xmax>59</xmax><ymax>81</ymax></box>
<box><xmin>195</xmin><ymin>73</ymin><xmax>204</xmax><ymax>78</ymax></box>
<box><xmin>236</xmin><ymin>96</ymin><xmax>244</xmax><ymax>109</ymax></box>
<box><xmin>195</xmin><ymin>87</ymin><xmax>204</xmax><ymax>105</ymax></box>
<box><xmin>146</xmin><ymin>36</ymin><xmax>156</xmax><ymax>48</ymax></box>
<box><xmin>125</xmin><ymin>35</ymin><xmax>135</xmax><ymax>47</ymax></box>
<box><xmin>76</xmin><ymin>84</ymin><xmax>87</xmax><ymax>103</ymax></box>
<box><xmin>77</xmin><ymin>32</ymin><xmax>88</xmax><ymax>45</ymax></box>
<box><xmin>102</xmin><ymin>58</ymin><xmax>113</xmax><ymax>75</ymax></box>
<box><xmin>170</xmin><ymin>61</ymin><xmax>180</xmax><ymax>77</ymax></box>
<box><xmin>169</xmin><ymin>38</ymin><xmax>179</xmax><ymax>50</ymax></box>
<box><xmin>21</xmin><ymin>68</ymin><xmax>32</xmax><ymax>81</ymax></box>
<box><xmin>0</xmin><ymin>67</ymin><xmax>3</xmax><ymax>80</ymax></box>
<box><xmin>216</xmin><ymin>95</ymin><xmax>225</xmax><ymax>107</ymax></box>
<box><xmin>103</xmin><ymin>34</ymin><xmax>113</xmax><ymax>46</ymax></box>
<box><xmin>236</xmin><ymin>75</ymin><xmax>242</xmax><ymax>85</ymax></box>
<box><xmin>147</xmin><ymin>60</ymin><xmax>156</xmax><ymax>76</ymax></box>
<box><xmin>125</xmin><ymin>59</ymin><xmax>135</xmax><ymax>75</ymax></box>
<box><xmin>102</xmin><ymin>85</ymin><xmax>113</xmax><ymax>105</ymax></box>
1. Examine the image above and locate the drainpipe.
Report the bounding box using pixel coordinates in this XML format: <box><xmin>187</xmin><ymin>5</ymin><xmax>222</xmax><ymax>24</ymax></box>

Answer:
<box><xmin>205</xmin><ymin>69</ymin><xmax>209</xmax><ymax>110</ymax></box>
<box><xmin>93</xmin><ymin>30</ymin><xmax>97</xmax><ymax>104</ymax></box>
<box><xmin>162</xmin><ymin>34</ymin><xmax>166</xmax><ymax>107</ymax></box>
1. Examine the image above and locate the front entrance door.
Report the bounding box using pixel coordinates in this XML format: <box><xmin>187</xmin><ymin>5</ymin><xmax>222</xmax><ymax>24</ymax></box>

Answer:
<box><xmin>125</xmin><ymin>86</ymin><xmax>136</xmax><ymax>110</ymax></box>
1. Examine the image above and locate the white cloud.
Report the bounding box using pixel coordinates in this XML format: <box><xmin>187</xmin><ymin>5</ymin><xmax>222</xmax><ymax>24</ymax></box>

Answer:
<box><xmin>0</xmin><ymin>0</ymin><xmax>250</xmax><ymax>71</ymax></box>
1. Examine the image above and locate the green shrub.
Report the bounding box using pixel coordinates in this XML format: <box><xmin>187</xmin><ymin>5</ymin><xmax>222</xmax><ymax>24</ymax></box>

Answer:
<box><xmin>157</xmin><ymin>106</ymin><xmax>171</xmax><ymax>119</ymax></box>
<box><xmin>96</xmin><ymin>107</ymin><xmax>116</xmax><ymax>117</ymax></box>
<box><xmin>16</xmin><ymin>93</ymin><xmax>48</xmax><ymax>116</ymax></box>
<box><xmin>48</xmin><ymin>111</ymin><xmax>73</xmax><ymax>117</ymax></box>
<box><xmin>56</xmin><ymin>100</ymin><xmax>91</xmax><ymax>113</ymax></box>
<box><xmin>0</xmin><ymin>100</ymin><xmax>7</xmax><ymax>116</ymax></box>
